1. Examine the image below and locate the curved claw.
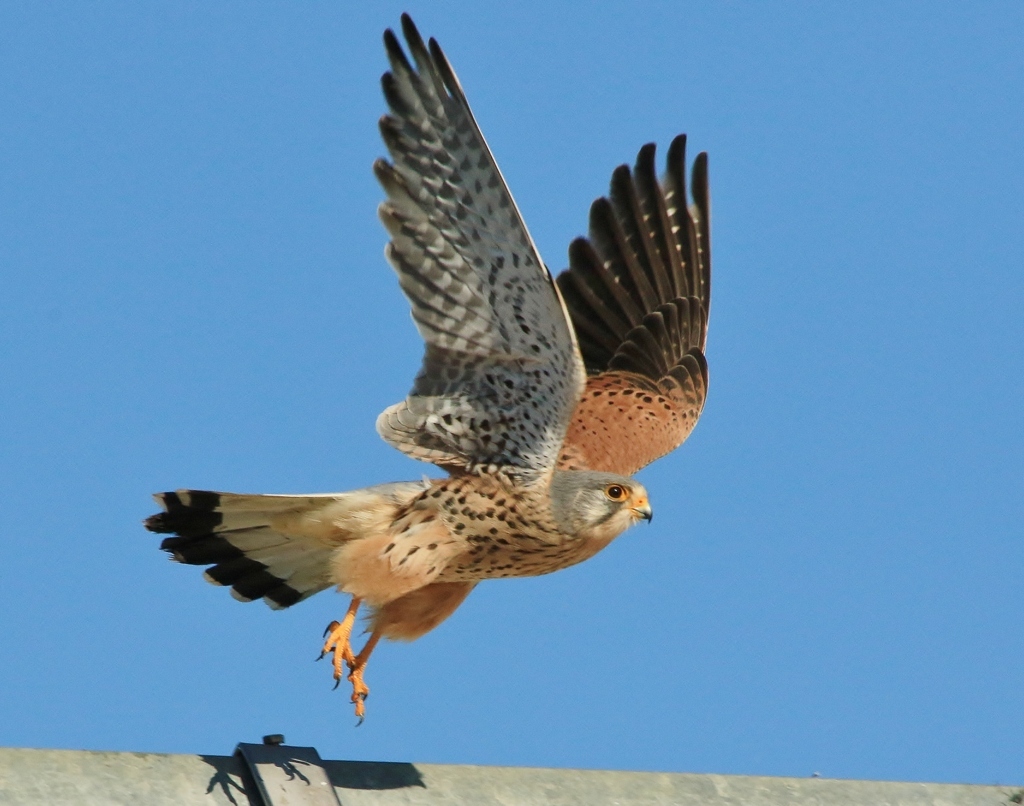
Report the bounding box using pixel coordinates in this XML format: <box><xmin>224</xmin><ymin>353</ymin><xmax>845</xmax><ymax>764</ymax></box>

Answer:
<box><xmin>321</xmin><ymin>605</ymin><xmax>379</xmax><ymax>722</ymax></box>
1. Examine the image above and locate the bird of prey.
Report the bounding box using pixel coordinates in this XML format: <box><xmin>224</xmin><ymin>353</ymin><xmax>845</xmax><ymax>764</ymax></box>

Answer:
<box><xmin>146</xmin><ymin>14</ymin><xmax>710</xmax><ymax>720</ymax></box>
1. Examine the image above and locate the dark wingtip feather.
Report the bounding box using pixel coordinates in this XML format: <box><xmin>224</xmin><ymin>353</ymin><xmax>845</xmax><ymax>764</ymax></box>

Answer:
<box><xmin>382</xmin><ymin>28</ymin><xmax>409</xmax><ymax>72</ymax></box>
<box><xmin>428</xmin><ymin>37</ymin><xmax>461</xmax><ymax>101</ymax></box>
<box><xmin>666</xmin><ymin>134</ymin><xmax>688</xmax><ymax>180</ymax></box>
<box><xmin>373</xmin><ymin>156</ymin><xmax>395</xmax><ymax>184</ymax></box>
<box><xmin>635</xmin><ymin>142</ymin><xmax>657</xmax><ymax>176</ymax></box>
<box><xmin>690</xmin><ymin>151</ymin><xmax>711</xmax><ymax>317</ymax></box>
<box><xmin>380</xmin><ymin>73</ymin><xmax>406</xmax><ymax>114</ymax></box>
<box><xmin>609</xmin><ymin>163</ymin><xmax>632</xmax><ymax>194</ymax></box>
<box><xmin>691</xmin><ymin>152</ymin><xmax>710</xmax><ymax>217</ymax></box>
<box><xmin>400</xmin><ymin>13</ymin><xmax>422</xmax><ymax>49</ymax></box>
<box><xmin>399</xmin><ymin>14</ymin><xmax>437</xmax><ymax>84</ymax></box>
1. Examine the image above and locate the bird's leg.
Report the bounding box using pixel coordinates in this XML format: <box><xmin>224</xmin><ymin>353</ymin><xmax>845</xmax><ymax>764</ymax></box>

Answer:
<box><xmin>346</xmin><ymin>629</ymin><xmax>383</xmax><ymax>722</ymax></box>
<box><xmin>319</xmin><ymin>597</ymin><xmax>361</xmax><ymax>689</ymax></box>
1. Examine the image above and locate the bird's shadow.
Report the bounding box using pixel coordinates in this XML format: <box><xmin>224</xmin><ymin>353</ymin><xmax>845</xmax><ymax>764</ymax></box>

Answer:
<box><xmin>200</xmin><ymin>755</ymin><xmax>255</xmax><ymax>806</ymax></box>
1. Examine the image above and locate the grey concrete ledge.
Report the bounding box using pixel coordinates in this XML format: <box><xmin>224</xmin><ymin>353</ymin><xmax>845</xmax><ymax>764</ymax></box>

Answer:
<box><xmin>0</xmin><ymin>745</ymin><xmax>1021</xmax><ymax>806</ymax></box>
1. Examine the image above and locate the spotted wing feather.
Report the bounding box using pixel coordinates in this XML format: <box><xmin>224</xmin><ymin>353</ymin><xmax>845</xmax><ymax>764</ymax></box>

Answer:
<box><xmin>374</xmin><ymin>15</ymin><xmax>584</xmax><ymax>480</ymax></box>
<box><xmin>556</xmin><ymin>136</ymin><xmax>711</xmax><ymax>475</ymax></box>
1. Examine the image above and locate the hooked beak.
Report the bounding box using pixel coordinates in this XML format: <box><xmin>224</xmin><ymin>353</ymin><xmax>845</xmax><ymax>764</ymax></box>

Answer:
<box><xmin>631</xmin><ymin>502</ymin><xmax>653</xmax><ymax>523</ymax></box>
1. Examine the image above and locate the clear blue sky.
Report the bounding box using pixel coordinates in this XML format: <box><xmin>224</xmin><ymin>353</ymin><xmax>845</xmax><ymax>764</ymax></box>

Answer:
<box><xmin>1</xmin><ymin>0</ymin><xmax>1021</xmax><ymax>786</ymax></box>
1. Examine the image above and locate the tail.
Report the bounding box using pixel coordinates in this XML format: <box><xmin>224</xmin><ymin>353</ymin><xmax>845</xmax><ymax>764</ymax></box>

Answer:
<box><xmin>145</xmin><ymin>483</ymin><xmax>426</xmax><ymax>610</ymax></box>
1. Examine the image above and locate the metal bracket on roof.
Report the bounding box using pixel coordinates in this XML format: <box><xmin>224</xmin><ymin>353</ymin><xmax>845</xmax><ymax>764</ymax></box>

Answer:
<box><xmin>235</xmin><ymin>736</ymin><xmax>342</xmax><ymax>806</ymax></box>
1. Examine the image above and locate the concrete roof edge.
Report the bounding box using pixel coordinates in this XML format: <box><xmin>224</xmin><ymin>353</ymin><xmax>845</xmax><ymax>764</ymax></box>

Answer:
<box><xmin>0</xmin><ymin>745</ymin><xmax>1020</xmax><ymax>806</ymax></box>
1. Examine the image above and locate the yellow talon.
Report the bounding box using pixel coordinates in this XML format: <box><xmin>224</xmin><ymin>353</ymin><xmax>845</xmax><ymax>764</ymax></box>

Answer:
<box><xmin>320</xmin><ymin>598</ymin><xmax>361</xmax><ymax>687</ymax></box>
<box><xmin>346</xmin><ymin>630</ymin><xmax>383</xmax><ymax>722</ymax></box>
<box><xmin>319</xmin><ymin>598</ymin><xmax>387</xmax><ymax>721</ymax></box>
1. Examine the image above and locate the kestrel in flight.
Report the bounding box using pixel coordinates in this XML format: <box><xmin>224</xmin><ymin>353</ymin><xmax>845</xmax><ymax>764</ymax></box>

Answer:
<box><xmin>146</xmin><ymin>14</ymin><xmax>710</xmax><ymax>720</ymax></box>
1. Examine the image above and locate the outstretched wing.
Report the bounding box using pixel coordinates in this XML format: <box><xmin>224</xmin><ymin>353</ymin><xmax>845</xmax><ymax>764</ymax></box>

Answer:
<box><xmin>374</xmin><ymin>15</ymin><xmax>584</xmax><ymax>480</ymax></box>
<box><xmin>556</xmin><ymin>136</ymin><xmax>711</xmax><ymax>476</ymax></box>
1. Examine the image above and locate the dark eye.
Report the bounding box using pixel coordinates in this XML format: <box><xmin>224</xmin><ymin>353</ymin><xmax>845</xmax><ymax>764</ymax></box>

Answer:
<box><xmin>604</xmin><ymin>484</ymin><xmax>627</xmax><ymax>501</ymax></box>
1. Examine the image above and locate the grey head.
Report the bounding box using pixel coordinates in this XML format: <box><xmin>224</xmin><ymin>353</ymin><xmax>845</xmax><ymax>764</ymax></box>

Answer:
<box><xmin>549</xmin><ymin>469</ymin><xmax>652</xmax><ymax>537</ymax></box>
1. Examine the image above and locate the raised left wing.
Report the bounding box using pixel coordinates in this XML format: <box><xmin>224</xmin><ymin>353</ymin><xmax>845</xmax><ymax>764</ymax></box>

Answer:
<box><xmin>556</xmin><ymin>136</ymin><xmax>711</xmax><ymax>476</ymax></box>
<box><xmin>374</xmin><ymin>15</ymin><xmax>585</xmax><ymax>481</ymax></box>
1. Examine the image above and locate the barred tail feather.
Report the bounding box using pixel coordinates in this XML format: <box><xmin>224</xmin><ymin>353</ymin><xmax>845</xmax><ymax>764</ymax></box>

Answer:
<box><xmin>145</xmin><ymin>490</ymin><xmax>349</xmax><ymax>610</ymax></box>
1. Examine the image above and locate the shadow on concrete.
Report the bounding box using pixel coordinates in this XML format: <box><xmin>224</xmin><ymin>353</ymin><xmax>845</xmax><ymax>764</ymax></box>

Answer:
<box><xmin>324</xmin><ymin>760</ymin><xmax>426</xmax><ymax>791</ymax></box>
<box><xmin>199</xmin><ymin>754</ymin><xmax>259</xmax><ymax>806</ymax></box>
<box><xmin>197</xmin><ymin>752</ymin><xmax>424</xmax><ymax>803</ymax></box>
